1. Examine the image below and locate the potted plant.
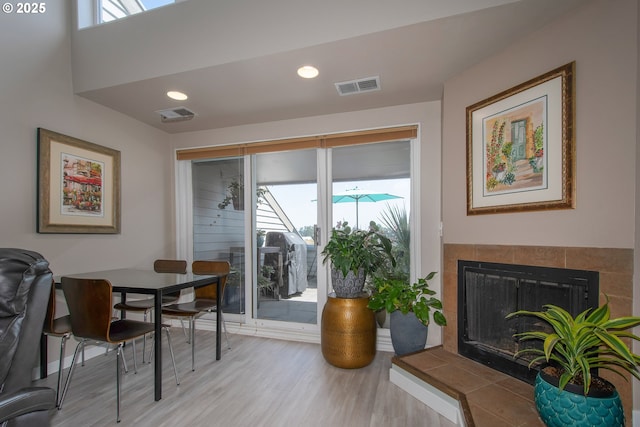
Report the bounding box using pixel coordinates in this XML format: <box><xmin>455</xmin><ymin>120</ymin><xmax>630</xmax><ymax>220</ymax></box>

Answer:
<box><xmin>506</xmin><ymin>297</ymin><xmax>640</xmax><ymax>427</ymax></box>
<box><xmin>321</xmin><ymin>221</ymin><xmax>394</xmax><ymax>298</ymax></box>
<box><xmin>368</xmin><ymin>272</ymin><xmax>446</xmax><ymax>355</ymax></box>
<box><xmin>218</xmin><ymin>180</ymin><xmax>266</xmax><ymax>210</ymax></box>
<box><xmin>256</xmin><ymin>229</ymin><xmax>266</xmax><ymax>247</ymax></box>
<box><xmin>257</xmin><ymin>264</ymin><xmax>275</xmax><ymax>297</ymax></box>
<box><xmin>218</xmin><ymin>179</ymin><xmax>244</xmax><ymax>210</ymax></box>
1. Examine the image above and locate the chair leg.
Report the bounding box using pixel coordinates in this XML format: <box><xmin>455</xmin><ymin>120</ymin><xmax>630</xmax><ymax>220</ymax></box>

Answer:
<box><xmin>190</xmin><ymin>317</ymin><xmax>196</xmax><ymax>371</ymax></box>
<box><xmin>109</xmin><ymin>343</ymin><xmax>129</xmax><ymax>373</ymax></box>
<box><xmin>131</xmin><ymin>339</ymin><xmax>138</xmax><ymax>374</ymax></box>
<box><xmin>180</xmin><ymin>319</ymin><xmax>188</xmax><ymax>343</ymax></box>
<box><xmin>116</xmin><ymin>343</ymin><xmax>123</xmax><ymax>423</ymax></box>
<box><xmin>221</xmin><ymin>311</ymin><xmax>231</xmax><ymax>350</ymax></box>
<box><xmin>142</xmin><ymin>310</ymin><xmax>149</xmax><ymax>364</ymax></box>
<box><xmin>54</xmin><ymin>334</ymin><xmax>69</xmax><ymax>408</ymax></box>
<box><xmin>58</xmin><ymin>339</ymin><xmax>84</xmax><ymax>410</ymax></box>
<box><xmin>164</xmin><ymin>327</ymin><xmax>180</xmax><ymax>386</ymax></box>
<box><xmin>148</xmin><ymin>328</ymin><xmax>180</xmax><ymax>387</ymax></box>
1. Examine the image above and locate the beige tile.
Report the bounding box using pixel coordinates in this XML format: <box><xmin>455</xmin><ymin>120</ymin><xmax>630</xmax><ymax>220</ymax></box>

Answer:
<box><xmin>467</xmin><ymin>384</ymin><xmax>539</xmax><ymax>426</ymax></box>
<box><xmin>599</xmin><ymin>271</ymin><xmax>633</xmax><ymax>299</ymax></box>
<box><xmin>468</xmin><ymin>404</ymin><xmax>514</xmax><ymax>427</ymax></box>
<box><xmin>427</xmin><ymin>364</ymin><xmax>491</xmax><ymax>394</ymax></box>
<box><xmin>399</xmin><ymin>350</ymin><xmax>449</xmax><ymax>372</ymax></box>
<box><xmin>494</xmin><ymin>377</ymin><xmax>535</xmax><ymax>402</ymax></box>
<box><xmin>565</xmin><ymin>247</ymin><xmax>633</xmax><ymax>273</ymax></box>
<box><xmin>443</xmin><ymin>244</ymin><xmax>475</xmax><ymax>274</ymax></box>
<box><xmin>513</xmin><ymin>246</ymin><xmax>566</xmax><ymax>268</ymax></box>
<box><xmin>474</xmin><ymin>245</ymin><xmax>516</xmax><ymax>263</ymax></box>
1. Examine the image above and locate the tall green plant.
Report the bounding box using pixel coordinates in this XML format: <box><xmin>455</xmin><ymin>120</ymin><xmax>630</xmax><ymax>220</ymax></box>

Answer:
<box><xmin>506</xmin><ymin>297</ymin><xmax>640</xmax><ymax>395</ymax></box>
<box><xmin>378</xmin><ymin>204</ymin><xmax>410</xmax><ymax>279</ymax></box>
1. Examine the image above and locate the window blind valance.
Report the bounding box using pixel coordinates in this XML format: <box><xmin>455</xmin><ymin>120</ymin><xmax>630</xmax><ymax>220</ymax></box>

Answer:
<box><xmin>175</xmin><ymin>125</ymin><xmax>417</xmax><ymax>161</ymax></box>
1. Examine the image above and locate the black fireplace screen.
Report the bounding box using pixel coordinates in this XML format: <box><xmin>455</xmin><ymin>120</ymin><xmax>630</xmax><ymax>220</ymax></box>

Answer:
<box><xmin>458</xmin><ymin>260</ymin><xmax>598</xmax><ymax>384</ymax></box>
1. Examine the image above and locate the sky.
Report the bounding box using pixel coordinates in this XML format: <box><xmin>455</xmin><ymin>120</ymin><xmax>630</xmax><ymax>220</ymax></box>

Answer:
<box><xmin>267</xmin><ymin>178</ymin><xmax>410</xmax><ymax>232</ymax></box>
<box><xmin>140</xmin><ymin>0</ymin><xmax>174</xmax><ymax>10</ymax></box>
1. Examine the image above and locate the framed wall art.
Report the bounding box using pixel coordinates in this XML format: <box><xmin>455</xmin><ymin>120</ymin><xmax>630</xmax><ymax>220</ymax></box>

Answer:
<box><xmin>37</xmin><ymin>128</ymin><xmax>121</xmax><ymax>233</ymax></box>
<box><xmin>466</xmin><ymin>61</ymin><xmax>575</xmax><ymax>215</ymax></box>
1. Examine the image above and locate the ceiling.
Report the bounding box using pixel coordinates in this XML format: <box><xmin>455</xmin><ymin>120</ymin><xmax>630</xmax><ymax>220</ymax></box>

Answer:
<box><xmin>77</xmin><ymin>0</ymin><xmax>587</xmax><ymax>134</ymax></box>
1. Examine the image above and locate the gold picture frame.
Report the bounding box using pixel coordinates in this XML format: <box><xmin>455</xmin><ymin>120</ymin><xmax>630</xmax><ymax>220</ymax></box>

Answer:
<box><xmin>37</xmin><ymin>128</ymin><xmax>121</xmax><ymax>233</ymax></box>
<box><xmin>466</xmin><ymin>62</ymin><xmax>575</xmax><ymax>215</ymax></box>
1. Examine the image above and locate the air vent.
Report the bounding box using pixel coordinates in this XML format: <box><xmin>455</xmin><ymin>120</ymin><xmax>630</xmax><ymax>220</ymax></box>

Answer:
<box><xmin>335</xmin><ymin>76</ymin><xmax>381</xmax><ymax>96</ymax></box>
<box><xmin>155</xmin><ymin>107</ymin><xmax>196</xmax><ymax>123</ymax></box>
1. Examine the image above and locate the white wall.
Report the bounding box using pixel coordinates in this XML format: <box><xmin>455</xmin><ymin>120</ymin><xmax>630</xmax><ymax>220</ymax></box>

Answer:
<box><xmin>442</xmin><ymin>0</ymin><xmax>637</xmax><ymax>249</ymax></box>
<box><xmin>0</xmin><ymin>2</ymin><xmax>175</xmax><ymax>275</ymax></box>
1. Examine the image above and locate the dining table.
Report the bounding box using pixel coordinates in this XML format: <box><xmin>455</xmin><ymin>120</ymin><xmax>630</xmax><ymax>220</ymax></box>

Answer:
<box><xmin>49</xmin><ymin>268</ymin><xmax>224</xmax><ymax>401</ymax></box>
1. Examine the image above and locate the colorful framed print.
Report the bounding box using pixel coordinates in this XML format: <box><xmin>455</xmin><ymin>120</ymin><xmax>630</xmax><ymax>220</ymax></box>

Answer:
<box><xmin>466</xmin><ymin>62</ymin><xmax>575</xmax><ymax>215</ymax></box>
<box><xmin>37</xmin><ymin>128</ymin><xmax>121</xmax><ymax>233</ymax></box>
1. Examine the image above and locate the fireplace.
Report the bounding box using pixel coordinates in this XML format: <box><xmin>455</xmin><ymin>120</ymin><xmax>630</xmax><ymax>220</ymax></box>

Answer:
<box><xmin>457</xmin><ymin>260</ymin><xmax>599</xmax><ymax>384</ymax></box>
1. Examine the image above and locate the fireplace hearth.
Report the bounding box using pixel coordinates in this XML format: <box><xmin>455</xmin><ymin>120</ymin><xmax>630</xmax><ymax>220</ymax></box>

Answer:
<box><xmin>457</xmin><ymin>260</ymin><xmax>599</xmax><ymax>384</ymax></box>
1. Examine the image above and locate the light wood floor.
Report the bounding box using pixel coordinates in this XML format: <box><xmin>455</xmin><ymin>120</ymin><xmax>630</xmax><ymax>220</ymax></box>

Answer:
<box><xmin>35</xmin><ymin>330</ymin><xmax>456</xmax><ymax>427</ymax></box>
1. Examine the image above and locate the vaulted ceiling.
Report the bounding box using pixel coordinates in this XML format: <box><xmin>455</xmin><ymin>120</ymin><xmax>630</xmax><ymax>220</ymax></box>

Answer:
<box><xmin>75</xmin><ymin>0</ymin><xmax>588</xmax><ymax>134</ymax></box>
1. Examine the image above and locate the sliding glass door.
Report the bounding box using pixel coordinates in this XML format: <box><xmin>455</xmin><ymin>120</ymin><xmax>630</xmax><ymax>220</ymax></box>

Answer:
<box><xmin>187</xmin><ymin>136</ymin><xmax>414</xmax><ymax>331</ymax></box>
<box><xmin>254</xmin><ymin>149</ymin><xmax>318</xmax><ymax>324</ymax></box>
<box><xmin>192</xmin><ymin>157</ymin><xmax>246</xmax><ymax>315</ymax></box>
<box><xmin>330</xmin><ymin>141</ymin><xmax>411</xmax><ymax>314</ymax></box>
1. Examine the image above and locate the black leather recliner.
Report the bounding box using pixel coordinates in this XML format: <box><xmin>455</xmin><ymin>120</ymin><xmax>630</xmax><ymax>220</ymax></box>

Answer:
<box><xmin>0</xmin><ymin>249</ymin><xmax>55</xmax><ymax>427</ymax></box>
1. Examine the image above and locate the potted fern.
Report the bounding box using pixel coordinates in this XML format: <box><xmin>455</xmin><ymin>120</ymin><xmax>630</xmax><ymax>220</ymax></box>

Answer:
<box><xmin>506</xmin><ymin>297</ymin><xmax>640</xmax><ymax>427</ymax></box>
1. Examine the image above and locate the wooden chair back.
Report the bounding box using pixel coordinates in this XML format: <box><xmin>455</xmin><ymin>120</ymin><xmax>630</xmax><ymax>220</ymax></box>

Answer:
<box><xmin>153</xmin><ymin>259</ymin><xmax>187</xmax><ymax>274</ymax></box>
<box><xmin>192</xmin><ymin>261</ymin><xmax>230</xmax><ymax>300</ymax></box>
<box><xmin>61</xmin><ymin>277</ymin><xmax>114</xmax><ymax>343</ymax></box>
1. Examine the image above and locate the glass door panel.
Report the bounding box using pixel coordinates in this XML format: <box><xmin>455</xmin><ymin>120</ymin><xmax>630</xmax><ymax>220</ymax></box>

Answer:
<box><xmin>254</xmin><ymin>150</ymin><xmax>318</xmax><ymax>324</ymax></box>
<box><xmin>331</xmin><ymin>141</ymin><xmax>411</xmax><ymax>327</ymax></box>
<box><xmin>192</xmin><ymin>157</ymin><xmax>246</xmax><ymax>315</ymax></box>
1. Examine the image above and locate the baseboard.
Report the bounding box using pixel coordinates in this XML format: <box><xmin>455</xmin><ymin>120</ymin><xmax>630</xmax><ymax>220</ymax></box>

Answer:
<box><xmin>389</xmin><ymin>364</ymin><xmax>465</xmax><ymax>426</ymax></box>
<box><xmin>170</xmin><ymin>316</ymin><xmax>395</xmax><ymax>352</ymax></box>
<box><xmin>36</xmin><ymin>319</ymin><xmax>397</xmax><ymax>379</ymax></box>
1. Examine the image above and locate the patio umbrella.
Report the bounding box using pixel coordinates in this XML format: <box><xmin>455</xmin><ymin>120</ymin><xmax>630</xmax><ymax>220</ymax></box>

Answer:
<box><xmin>332</xmin><ymin>187</ymin><xmax>402</xmax><ymax>228</ymax></box>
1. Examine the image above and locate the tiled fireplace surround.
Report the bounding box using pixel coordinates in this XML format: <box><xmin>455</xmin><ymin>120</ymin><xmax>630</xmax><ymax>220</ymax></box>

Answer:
<box><xmin>440</xmin><ymin>243</ymin><xmax>635</xmax><ymax>418</ymax></box>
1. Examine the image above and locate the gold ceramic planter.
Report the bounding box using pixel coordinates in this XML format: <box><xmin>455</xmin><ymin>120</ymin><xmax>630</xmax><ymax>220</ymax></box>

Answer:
<box><xmin>321</xmin><ymin>293</ymin><xmax>376</xmax><ymax>368</ymax></box>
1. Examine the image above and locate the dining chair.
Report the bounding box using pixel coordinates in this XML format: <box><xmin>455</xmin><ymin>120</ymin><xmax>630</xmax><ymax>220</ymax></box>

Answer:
<box><xmin>60</xmin><ymin>277</ymin><xmax>179</xmax><ymax>423</ymax></box>
<box><xmin>42</xmin><ymin>280</ymin><xmax>72</xmax><ymax>408</ymax></box>
<box><xmin>113</xmin><ymin>259</ymin><xmax>186</xmax><ymax>362</ymax></box>
<box><xmin>113</xmin><ymin>259</ymin><xmax>186</xmax><ymax>314</ymax></box>
<box><xmin>46</xmin><ymin>282</ymin><xmax>131</xmax><ymax>411</ymax></box>
<box><xmin>161</xmin><ymin>260</ymin><xmax>231</xmax><ymax>371</ymax></box>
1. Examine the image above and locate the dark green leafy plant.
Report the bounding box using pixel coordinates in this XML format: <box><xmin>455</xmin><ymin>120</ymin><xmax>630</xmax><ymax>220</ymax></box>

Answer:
<box><xmin>321</xmin><ymin>221</ymin><xmax>394</xmax><ymax>279</ymax></box>
<box><xmin>506</xmin><ymin>297</ymin><xmax>640</xmax><ymax>395</ymax></box>
<box><xmin>367</xmin><ymin>272</ymin><xmax>446</xmax><ymax>327</ymax></box>
<box><xmin>258</xmin><ymin>265</ymin><xmax>275</xmax><ymax>294</ymax></box>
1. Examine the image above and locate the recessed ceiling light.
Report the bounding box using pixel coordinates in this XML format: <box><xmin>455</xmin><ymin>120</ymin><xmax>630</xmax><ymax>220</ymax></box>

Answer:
<box><xmin>166</xmin><ymin>91</ymin><xmax>188</xmax><ymax>101</ymax></box>
<box><xmin>297</xmin><ymin>65</ymin><xmax>319</xmax><ymax>79</ymax></box>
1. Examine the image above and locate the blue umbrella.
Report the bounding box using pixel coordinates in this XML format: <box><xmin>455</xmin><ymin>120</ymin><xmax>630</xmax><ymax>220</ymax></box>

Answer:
<box><xmin>332</xmin><ymin>187</ymin><xmax>402</xmax><ymax>228</ymax></box>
